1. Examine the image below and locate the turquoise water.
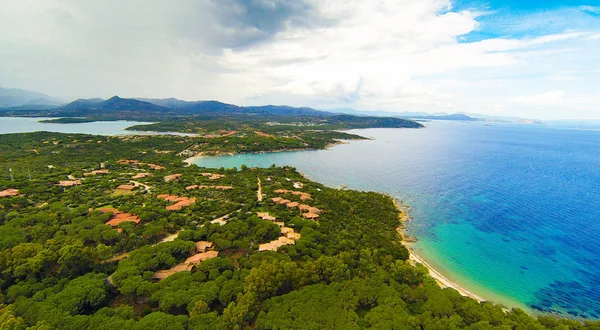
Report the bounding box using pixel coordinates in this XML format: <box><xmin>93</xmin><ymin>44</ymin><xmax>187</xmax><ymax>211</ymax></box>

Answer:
<box><xmin>192</xmin><ymin>122</ymin><xmax>600</xmax><ymax>319</ymax></box>
<box><xmin>0</xmin><ymin>117</ymin><xmax>152</xmax><ymax>135</ymax></box>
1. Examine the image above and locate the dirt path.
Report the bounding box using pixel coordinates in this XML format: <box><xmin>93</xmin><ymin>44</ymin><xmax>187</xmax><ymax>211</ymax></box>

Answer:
<box><xmin>257</xmin><ymin>177</ymin><xmax>263</xmax><ymax>202</ymax></box>
<box><xmin>157</xmin><ymin>231</ymin><xmax>180</xmax><ymax>244</ymax></box>
<box><xmin>210</xmin><ymin>208</ymin><xmax>242</xmax><ymax>226</ymax></box>
<box><xmin>130</xmin><ymin>180</ymin><xmax>152</xmax><ymax>192</ymax></box>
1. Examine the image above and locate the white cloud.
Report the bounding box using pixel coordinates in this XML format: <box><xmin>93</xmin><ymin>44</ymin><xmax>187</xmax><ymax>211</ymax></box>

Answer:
<box><xmin>0</xmin><ymin>0</ymin><xmax>599</xmax><ymax>119</ymax></box>
<box><xmin>511</xmin><ymin>91</ymin><xmax>566</xmax><ymax>105</ymax></box>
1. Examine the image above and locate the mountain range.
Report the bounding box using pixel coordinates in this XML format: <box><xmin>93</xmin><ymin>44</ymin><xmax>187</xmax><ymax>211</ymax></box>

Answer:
<box><xmin>0</xmin><ymin>87</ymin><xmax>65</xmax><ymax>108</ymax></box>
<box><xmin>1</xmin><ymin>87</ymin><xmax>530</xmax><ymax>122</ymax></box>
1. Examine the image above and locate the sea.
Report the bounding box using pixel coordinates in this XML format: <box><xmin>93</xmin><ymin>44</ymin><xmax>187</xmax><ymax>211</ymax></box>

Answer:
<box><xmin>191</xmin><ymin>121</ymin><xmax>600</xmax><ymax>319</ymax></box>
<box><xmin>0</xmin><ymin>117</ymin><xmax>151</xmax><ymax>135</ymax></box>
<box><xmin>1</xmin><ymin>117</ymin><xmax>599</xmax><ymax>319</ymax></box>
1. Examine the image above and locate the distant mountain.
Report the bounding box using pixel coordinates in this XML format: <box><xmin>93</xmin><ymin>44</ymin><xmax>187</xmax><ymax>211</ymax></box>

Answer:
<box><xmin>0</xmin><ymin>87</ymin><xmax>64</xmax><ymax>108</ymax></box>
<box><xmin>61</xmin><ymin>96</ymin><xmax>170</xmax><ymax>112</ymax></box>
<box><xmin>242</xmin><ymin>105</ymin><xmax>333</xmax><ymax>116</ymax></box>
<box><xmin>61</xmin><ymin>98</ymin><xmax>104</xmax><ymax>110</ymax></box>
<box><xmin>137</xmin><ymin>98</ymin><xmax>331</xmax><ymax>116</ymax></box>
<box><xmin>135</xmin><ymin>98</ymin><xmax>197</xmax><ymax>109</ymax></box>
<box><xmin>25</xmin><ymin>98</ymin><xmax>65</xmax><ymax>107</ymax></box>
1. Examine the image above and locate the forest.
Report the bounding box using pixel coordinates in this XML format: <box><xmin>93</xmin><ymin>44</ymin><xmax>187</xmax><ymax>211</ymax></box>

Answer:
<box><xmin>0</xmin><ymin>132</ymin><xmax>599</xmax><ymax>329</ymax></box>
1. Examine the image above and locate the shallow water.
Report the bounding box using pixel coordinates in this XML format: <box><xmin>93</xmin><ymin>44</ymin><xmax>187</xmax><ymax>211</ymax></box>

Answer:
<box><xmin>0</xmin><ymin>117</ymin><xmax>153</xmax><ymax>135</ymax></box>
<box><xmin>192</xmin><ymin>121</ymin><xmax>600</xmax><ymax>319</ymax></box>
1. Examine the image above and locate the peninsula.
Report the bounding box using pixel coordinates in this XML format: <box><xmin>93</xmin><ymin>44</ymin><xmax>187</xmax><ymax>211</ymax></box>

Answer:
<box><xmin>0</xmin><ymin>129</ymin><xmax>596</xmax><ymax>329</ymax></box>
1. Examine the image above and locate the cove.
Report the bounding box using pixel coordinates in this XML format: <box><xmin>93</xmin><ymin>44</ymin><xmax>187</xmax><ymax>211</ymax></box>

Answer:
<box><xmin>192</xmin><ymin>121</ymin><xmax>600</xmax><ymax>319</ymax></box>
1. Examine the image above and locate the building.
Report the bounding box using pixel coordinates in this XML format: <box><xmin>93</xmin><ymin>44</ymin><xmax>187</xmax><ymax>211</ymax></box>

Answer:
<box><xmin>0</xmin><ymin>189</ymin><xmax>19</xmax><ymax>197</ymax></box>
<box><xmin>164</xmin><ymin>174</ymin><xmax>183</xmax><ymax>182</ymax></box>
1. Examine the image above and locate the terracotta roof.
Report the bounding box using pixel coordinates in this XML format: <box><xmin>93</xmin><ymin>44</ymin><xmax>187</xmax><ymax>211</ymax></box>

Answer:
<box><xmin>298</xmin><ymin>204</ymin><xmax>312</xmax><ymax>212</ymax></box>
<box><xmin>300</xmin><ymin>195</ymin><xmax>312</xmax><ymax>201</ymax></box>
<box><xmin>287</xmin><ymin>232</ymin><xmax>301</xmax><ymax>240</ymax></box>
<box><xmin>84</xmin><ymin>169</ymin><xmax>110</xmax><ymax>176</ymax></box>
<box><xmin>159</xmin><ymin>195</ymin><xmax>196</xmax><ymax>211</ymax></box>
<box><xmin>132</xmin><ymin>172</ymin><xmax>153</xmax><ymax>179</ymax></box>
<box><xmin>286</xmin><ymin>202</ymin><xmax>299</xmax><ymax>208</ymax></box>
<box><xmin>164</xmin><ymin>174</ymin><xmax>183</xmax><ymax>182</ymax></box>
<box><xmin>0</xmin><ymin>189</ymin><xmax>19</xmax><ymax>197</ymax></box>
<box><xmin>278</xmin><ymin>199</ymin><xmax>291</xmax><ymax>205</ymax></box>
<box><xmin>195</xmin><ymin>241</ymin><xmax>213</xmax><ymax>253</ymax></box>
<box><xmin>105</xmin><ymin>212</ymin><xmax>141</xmax><ymax>227</ymax></box>
<box><xmin>209</xmin><ymin>174</ymin><xmax>225</xmax><ymax>180</ymax></box>
<box><xmin>258</xmin><ymin>243</ymin><xmax>278</xmax><ymax>252</ymax></box>
<box><xmin>116</xmin><ymin>184</ymin><xmax>135</xmax><ymax>191</ymax></box>
<box><xmin>303</xmin><ymin>212</ymin><xmax>320</xmax><ymax>220</ymax></box>
<box><xmin>257</xmin><ymin>212</ymin><xmax>277</xmax><ymax>221</ymax></box>
<box><xmin>271</xmin><ymin>197</ymin><xmax>284</xmax><ymax>203</ymax></box>
<box><xmin>186</xmin><ymin>185</ymin><xmax>198</xmax><ymax>190</ymax></box>
<box><xmin>57</xmin><ymin>180</ymin><xmax>82</xmax><ymax>187</ymax></box>
<box><xmin>185</xmin><ymin>251</ymin><xmax>219</xmax><ymax>264</ymax></box>
<box><xmin>281</xmin><ymin>227</ymin><xmax>294</xmax><ymax>235</ymax></box>
<box><xmin>308</xmin><ymin>207</ymin><xmax>322</xmax><ymax>214</ymax></box>
<box><xmin>147</xmin><ymin>164</ymin><xmax>165</xmax><ymax>170</ymax></box>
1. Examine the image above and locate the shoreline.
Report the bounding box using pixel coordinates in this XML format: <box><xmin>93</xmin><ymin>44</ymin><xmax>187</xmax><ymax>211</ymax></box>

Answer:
<box><xmin>393</xmin><ymin>199</ymin><xmax>486</xmax><ymax>303</ymax></box>
<box><xmin>186</xmin><ymin>149</ymin><xmax>521</xmax><ymax>313</ymax></box>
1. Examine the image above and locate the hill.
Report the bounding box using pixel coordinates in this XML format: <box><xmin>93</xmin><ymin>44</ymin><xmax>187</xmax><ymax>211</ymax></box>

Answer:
<box><xmin>0</xmin><ymin>87</ymin><xmax>63</xmax><ymax>108</ymax></box>
<box><xmin>138</xmin><ymin>98</ymin><xmax>330</xmax><ymax>116</ymax></box>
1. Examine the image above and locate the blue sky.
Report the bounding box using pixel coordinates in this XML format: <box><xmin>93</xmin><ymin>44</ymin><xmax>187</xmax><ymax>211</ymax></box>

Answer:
<box><xmin>457</xmin><ymin>0</ymin><xmax>600</xmax><ymax>40</ymax></box>
<box><xmin>0</xmin><ymin>0</ymin><xmax>599</xmax><ymax>119</ymax></box>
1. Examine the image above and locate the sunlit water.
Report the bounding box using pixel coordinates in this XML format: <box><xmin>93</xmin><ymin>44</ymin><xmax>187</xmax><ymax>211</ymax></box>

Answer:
<box><xmin>192</xmin><ymin>121</ymin><xmax>600</xmax><ymax>319</ymax></box>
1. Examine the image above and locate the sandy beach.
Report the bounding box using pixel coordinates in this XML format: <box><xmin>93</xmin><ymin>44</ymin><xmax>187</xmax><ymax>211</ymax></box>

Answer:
<box><xmin>405</xmin><ymin>246</ymin><xmax>485</xmax><ymax>302</ymax></box>
<box><xmin>394</xmin><ymin>199</ymin><xmax>486</xmax><ymax>303</ymax></box>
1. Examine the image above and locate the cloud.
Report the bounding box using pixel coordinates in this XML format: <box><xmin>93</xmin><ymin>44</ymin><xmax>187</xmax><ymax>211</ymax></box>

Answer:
<box><xmin>0</xmin><ymin>0</ymin><xmax>598</xmax><ymax>119</ymax></box>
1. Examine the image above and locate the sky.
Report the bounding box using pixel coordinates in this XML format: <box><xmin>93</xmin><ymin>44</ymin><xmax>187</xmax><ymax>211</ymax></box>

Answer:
<box><xmin>0</xmin><ymin>0</ymin><xmax>599</xmax><ymax>120</ymax></box>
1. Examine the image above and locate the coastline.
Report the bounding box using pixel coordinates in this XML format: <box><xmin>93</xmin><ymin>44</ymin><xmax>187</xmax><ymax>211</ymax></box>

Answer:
<box><xmin>185</xmin><ymin>149</ymin><xmax>525</xmax><ymax>314</ymax></box>
<box><xmin>394</xmin><ymin>199</ymin><xmax>486</xmax><ymax>303</ymax></box>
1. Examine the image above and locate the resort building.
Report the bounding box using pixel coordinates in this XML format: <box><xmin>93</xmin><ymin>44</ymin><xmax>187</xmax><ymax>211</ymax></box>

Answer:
<box><xmin>0</xmin><ymin>189</ymin><xmax>19</xmax><ymax>197</ymax></box>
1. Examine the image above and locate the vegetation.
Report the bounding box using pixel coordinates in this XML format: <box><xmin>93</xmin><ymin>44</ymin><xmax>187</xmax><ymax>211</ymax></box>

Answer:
<box><xmin>38</xmin><ymin>118</ymin><xmax>98</xmax><ymax>124</ymax></box>
<box><xmin>0</xmin><ymin>131</ymin><xmax>597</xmax><ymax>329</ymax></box>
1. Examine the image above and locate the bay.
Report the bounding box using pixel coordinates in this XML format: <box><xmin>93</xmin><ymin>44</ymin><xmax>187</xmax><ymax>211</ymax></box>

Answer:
<box><xmin>192</xmin><ymin>121</ymin><xmax>600</xmax><ymax>319</ymax></box>
<box><xmin>0</xmin><ymin>117</ymin><xmax>152</xmax><ymax>136</ymax></box>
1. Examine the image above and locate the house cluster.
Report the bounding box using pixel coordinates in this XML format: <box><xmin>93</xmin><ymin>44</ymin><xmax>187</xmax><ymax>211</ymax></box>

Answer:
<box><xmin>153</xmin><ymin>241</ymin><xmax>218</xmax><ymax>280</ymax></box>
<box><xmin>256</xmin><ymin>212</ymin><xmax>302</xmax><ymax>252</ymax></box>
<box><xmin>186</xmin><ymin>185</ymin><xmax>233</xmax><ymax>191</ymax></box>
<box><xmin>116</xmin><ymin>184</ymin><xmax>136</xmax><ymax>192</ymax></box>
<box><xmin>98</xmin><ymin>207</ymin><xmax>141</xmax><ymax>232</ymax></box>
<box><xmin>157</xmin><ymin>194</ymin><xmax>196</xmax><ymax>211</ymax></box>
<box><xmin>270</xmin><ymin>197</ymin><xmax>322</xmax><ymax>220</ymax></box>
<box><xmin>57</xmin><ymin>180</ymin><xmax>82</xmax><ymax>187</ymax></box>
<box><xmin>132</xmin><ymin>172</ymin><xmax>153</xmax><ymax>179</ymax></box>
<box><xmin>201</xmin><ymin>172</ymin><xmax>226</xmax><ymax>180</ymax></box>
<box><xmin>0</xmin><ymin>189</ymin><xmax>19</xmax><ymax>197</ymax></box>
<box><xmin>118</xmin><ymin>159</ymin><xmax>165</xmax><ymax>170</ymax></box>
<box><xmin>273</xmin><ymin>189</ymin><xmax>312</xmax><ymax>201</ymax></box>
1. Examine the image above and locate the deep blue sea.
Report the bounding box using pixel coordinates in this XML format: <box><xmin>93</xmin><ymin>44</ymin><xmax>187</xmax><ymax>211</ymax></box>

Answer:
<box><xmin>192</xmin><ymin>121</ymin><xmax>600</xmax><ymax>319</ymax></box>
